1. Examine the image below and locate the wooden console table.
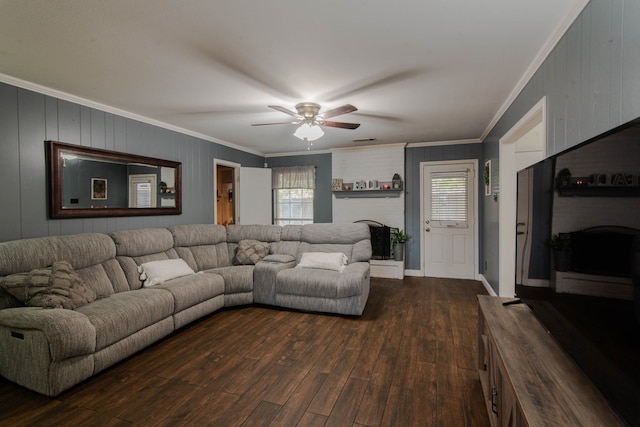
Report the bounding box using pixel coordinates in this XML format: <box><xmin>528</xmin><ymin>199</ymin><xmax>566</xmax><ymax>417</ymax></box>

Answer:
<box><xmin>477</xmin><ymin>295</ymin><xmax>623</xmax><ymax>426</ymax></box>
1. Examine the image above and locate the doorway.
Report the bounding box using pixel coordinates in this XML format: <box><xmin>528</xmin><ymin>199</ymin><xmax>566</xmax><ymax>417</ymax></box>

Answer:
<box><xmin>498</xmin><ymin>97</ymin><xmax>546</xmax><ymax>297</ymax></box>
<box><xmin>214</xmin><ymin>161</ymin><xmax>239</xmax><ymax>226</ymax></box>
<box><xmin>128</xmin><ymin>174</ymin><xmax>157</xmax><ymax>208</ymax></box>
<box><xmin>421</xmin><ymin>160</ymin><xmax>477</xmax><ymax>279</ymax></box>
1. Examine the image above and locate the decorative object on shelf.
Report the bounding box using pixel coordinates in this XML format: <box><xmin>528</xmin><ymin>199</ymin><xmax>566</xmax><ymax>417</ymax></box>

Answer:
<box><xmin>555</xmin><ymin>167</ymin><xmax>640</xmax><ymax>196</ymax></box>
<box><xmin>332</xmin><ymin>178</ymin><xmax>403</xmax><ymax>198</ymax></box>
<box><xmin>392</xmin><ymin>229</ymin><xmax>411</xmax><ymax>261</ymax></box>
<box><xmin>392</xmin><ymin>173</ymin><xmax>402</xmax><ymax>190</ymax></box>
<box><xmin>484</xmin><ymin>160</ymin><xmax>491</xmax><ymax>196</ymax></box>
<box><xmin>332</xmin><ymin>178</ymin><xmax>343</xmax><ymax>191</ymax></box>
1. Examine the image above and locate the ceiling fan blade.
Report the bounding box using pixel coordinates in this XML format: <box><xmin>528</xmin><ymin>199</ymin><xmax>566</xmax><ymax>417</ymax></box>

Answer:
<box><xmin>321</xmin><ymin>121</ymin><xmax>361</xmax><ymax>130</ymax></box>
<box><xmin>251</xmin><ymin>121</ymin><xmax>299</xmax><ymax>126</ymax></box>
<box><xmin>268</xmin><ymin>105</ymin><xmax>300</xmax><ymax>118</ymax></box>
<box><xmin>319</xmin><ymin>104</ymin><xmax>358</xmax><ymax>119</ymax></box>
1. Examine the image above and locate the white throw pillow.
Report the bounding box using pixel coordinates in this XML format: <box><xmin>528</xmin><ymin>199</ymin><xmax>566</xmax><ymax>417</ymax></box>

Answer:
<box><xmin>296</xmin><ymin>252</ymin><xmax>348</xmax><ymax>272</ymax></box>
<box><xmin>138</xmin><ymin>259</ymin><xmax>195</xmax><ymax>287</ymax></box>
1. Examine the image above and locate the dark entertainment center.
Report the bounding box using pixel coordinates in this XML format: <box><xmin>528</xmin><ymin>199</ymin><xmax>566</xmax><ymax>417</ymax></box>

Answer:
<box><xmin>515</xmin><ymin>117</ymin><xmax>640</xmax><ymax>426</ymax></box>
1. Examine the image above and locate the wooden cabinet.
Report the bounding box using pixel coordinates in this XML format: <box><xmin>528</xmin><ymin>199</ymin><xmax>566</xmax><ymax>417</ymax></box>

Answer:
<box><xmin>479</xmin><ymin>309</ymin><xmax>522</xmax><ymax>426</ymax></box>
<box><xmin>477</xmin><ymin>296</ymin><xmax>623</xmax><ymax>427</ymax></box>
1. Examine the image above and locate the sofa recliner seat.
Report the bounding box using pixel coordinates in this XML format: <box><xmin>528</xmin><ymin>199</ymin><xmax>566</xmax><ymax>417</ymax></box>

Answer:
<box><xmin>0</xmin><ymin>222</ymin><xmax>371</xmax><ymax>397</ymax></box>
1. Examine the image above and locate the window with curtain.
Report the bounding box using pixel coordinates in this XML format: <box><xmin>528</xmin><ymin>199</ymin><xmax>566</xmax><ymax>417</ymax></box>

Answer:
<box><xmin>272</xmin><ymin>166</ymin><xmax>315</xmax><ymax>225</ymax></box>
<box><xmin>430</xmin><ymin>170</ymin><xmax>469</xmax><ymax>228</ymax></box>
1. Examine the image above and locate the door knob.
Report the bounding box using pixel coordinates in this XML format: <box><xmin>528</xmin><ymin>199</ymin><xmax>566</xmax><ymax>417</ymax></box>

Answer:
<box><xmin>425</xmin><ymin>228</ymin><xmax>431</xmax><ymax>232</ymax></box>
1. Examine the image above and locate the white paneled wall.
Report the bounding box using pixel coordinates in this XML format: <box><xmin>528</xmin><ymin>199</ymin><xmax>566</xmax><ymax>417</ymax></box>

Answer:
<box><xmin>332</xmin><ymin>144</ymin><xmax>405</xmax><ymax>229</ymax></box>
<box><xmin>552</xmin><ymin>136</ymin><xmax>640</xmax><ymax>234</ymax></box>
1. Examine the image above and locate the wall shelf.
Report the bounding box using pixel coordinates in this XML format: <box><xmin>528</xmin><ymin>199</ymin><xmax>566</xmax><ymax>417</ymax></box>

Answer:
<box><xmin>332</xmin><ymin>179</ymin><xmax>403</xmax><ymax>198</ymax></box>
<box><xmin>556</xmin><ymin>185</ymin><xmax>640</xmax><ymax>197</ymax></box>
<box><xmin>332</xmin><ymin>189</ymin><xmax>402</xmax><ymax>198</ymax></box>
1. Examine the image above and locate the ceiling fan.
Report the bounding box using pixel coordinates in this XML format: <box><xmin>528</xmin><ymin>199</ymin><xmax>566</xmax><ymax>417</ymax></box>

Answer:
<box><xmin>252</xmin><ymin>102</ymin><xmax>361</xmax><ymax>131</ymax></box>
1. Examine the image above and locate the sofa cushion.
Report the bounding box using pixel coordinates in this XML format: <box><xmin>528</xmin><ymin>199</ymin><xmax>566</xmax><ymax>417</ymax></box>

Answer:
<box><xmin>226</xmin><ymin>224</ymin><xmax>282</xmax><ymax>243</ymax></box>
<box><xmin>110</xmin><ymin>228</ymin><xmax>175</xmax><ymax>257</ymax></box>
<box><xmin>75</xmin><ymin>289</ymin><xmax>174</xmax><ymax>350</ymax></box>
<box><xmin>154</xmin><ymin>273</ymin><xmax>224</xmax><ymax>313</ymax></box>
<box><xmin>0</xmin><ymin>233</ymin><xmax>123</xmax><ymax>299</ymax></box>
<box><xmin>170</xmin><ymin>224</ymin><xmax>227</xmax><ymax>247</ymax></box>
<box><xmin>138</xmin><ymin>259</ymin><xmax>195</xmax><ymax>287</ymax></box>
<box><xmin>276</xmin><ymin>268</ymin><xmax>361</xmax><ymax>299</ymax></box>
<box><xmin>206</xmin><ymin>265</ymin><xmax>254</xmax><ymax>294</ymax></box>
<box><xmin>0</xmin><ymin>261</ymin><xmax>97</xmax><ymax>310</ymax></box>
<box><xmin>170</xmin><ymin>224</ymin><xmax>232</xmax><ymax>271</ymax></box>
<box><xmin>234</xmin><ymin>240</ymin><xmax>270</xmax><ymax>265</ymax></box>
<box><xmin>0</xmin><ymin>287</ymin><xmax>20</xmax><ymax>309</ymax></box>
<box><xmin>296</xmin><ymin>252</ymin><xmax>348</xmax><ymax>272</ymax></box>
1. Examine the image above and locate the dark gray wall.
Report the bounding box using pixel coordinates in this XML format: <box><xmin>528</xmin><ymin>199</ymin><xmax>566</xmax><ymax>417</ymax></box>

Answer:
<box><xmin>405</xmin><ymin>143</ymin><xmax>484</xmax><ymax>271</ymax></box>
<box><xmin>62</xmin><ymin>160</ymin><xmax>129</xmax><ymax>208</ymax></box>
<box><xmin>0</xmin><ymin>83</ymin><xmax>264</xmax><ymax>242</ymax></box>
<box><xmin>265</xmin><ymin>153</ymin><xmax>332</xmax><ymax>223</ymax></box>
<box><xmin>482</xmin><ymin>0</ymin><xmax>640</xmax><ymax>294</ymax></box>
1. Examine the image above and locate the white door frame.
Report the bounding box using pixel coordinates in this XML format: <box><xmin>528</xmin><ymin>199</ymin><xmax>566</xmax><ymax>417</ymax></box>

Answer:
<box><xmin>498</xmin><ymin>97</ymin><xmax>546</xmax><ymax>297</ymax></box>
<box><xmin>128</xmin><ymin>174</ymin><xmax>157</xmax><ymax>208</ymax></box>
<box><xmin>420</xmin><ymin>159</ymin><xmax>479</xmax><ymax>279</ymax></box>
<box><xmin>213</xmin><ymin>159</ymin><xmax>240</xmax><ymax>224</ymax></box>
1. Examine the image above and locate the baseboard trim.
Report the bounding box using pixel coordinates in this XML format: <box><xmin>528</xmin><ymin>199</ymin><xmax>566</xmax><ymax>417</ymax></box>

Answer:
<box><xmin>478</xmin><ymin>274</ymin><xmax>497</xmax><ymax>296</ymax></box>
<box><xmin>522</xmin><ymin>278</ymin><xmax>550</xmax><ymax>288</ymax></box>
<box><xmin>404</xmin><ymin>269</ymin><xmax>422</xmax><ymax>277</ymax></box>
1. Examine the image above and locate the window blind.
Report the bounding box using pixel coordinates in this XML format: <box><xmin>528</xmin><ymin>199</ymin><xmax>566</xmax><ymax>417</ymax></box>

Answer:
<box><xmin>430</xmin><ymin>171</ymin><xmax>468</xmax><ymax>227</ymax></box>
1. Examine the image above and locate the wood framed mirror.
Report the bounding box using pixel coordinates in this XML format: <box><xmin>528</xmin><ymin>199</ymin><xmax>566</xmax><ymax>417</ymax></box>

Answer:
<box><xmin>48</xmin><ymin>141</ymin><xmax>182</xmax><ymax>219</ymax></box>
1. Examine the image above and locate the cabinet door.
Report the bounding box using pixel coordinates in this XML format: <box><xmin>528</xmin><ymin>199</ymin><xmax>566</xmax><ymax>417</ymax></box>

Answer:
<box><xmin>487</xmin><ymin>339</ymin><xmax>500</xmax><ymax>426</ymax></box>
<box><xmin>488</xmin><ymin>341</ymin><xmax>523</xmax><ymax>427</ymax></box>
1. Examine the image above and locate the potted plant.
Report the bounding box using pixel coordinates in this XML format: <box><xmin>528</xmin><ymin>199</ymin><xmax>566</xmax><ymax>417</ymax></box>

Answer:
<box><xmin>392</xmin><ymin>229</ymin><xmax>411</xmax><ymax>261</ymax></box>
<box><xmin>548</xmin><ymin>233</ymin><xmax>571</xmax><ymax>272</ymax></box>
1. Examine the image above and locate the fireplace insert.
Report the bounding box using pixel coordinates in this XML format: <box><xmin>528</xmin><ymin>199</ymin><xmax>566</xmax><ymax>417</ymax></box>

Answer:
<box><xmin>563</xmin><ymin>226</ymin><xmax>640</xmax><ymax>278</ymax></box>
<box><xmin>354</xmin><ymin>220</ymin><xmax>396</xmax><ymax>260</ymax></box>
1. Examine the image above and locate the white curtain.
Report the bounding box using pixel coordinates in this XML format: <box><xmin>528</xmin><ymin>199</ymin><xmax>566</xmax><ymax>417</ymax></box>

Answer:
<box><xmin>272</xmin><ymin>166</ymin><xmax>315</xmax><ymax>189</ymax></box>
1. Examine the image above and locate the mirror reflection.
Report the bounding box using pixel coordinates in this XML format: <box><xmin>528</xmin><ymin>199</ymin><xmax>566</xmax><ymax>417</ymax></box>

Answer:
<box><xmin>48</xmin><ymin>141</ymin><xmax>182</xmax><ymax>219</ymax></box>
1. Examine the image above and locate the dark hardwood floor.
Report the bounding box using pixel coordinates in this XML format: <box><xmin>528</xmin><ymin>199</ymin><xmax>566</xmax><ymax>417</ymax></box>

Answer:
<box><xmin>0</xmin><ymin>277</ymin><xmax>490</xmax><ymax>426</ymax></box>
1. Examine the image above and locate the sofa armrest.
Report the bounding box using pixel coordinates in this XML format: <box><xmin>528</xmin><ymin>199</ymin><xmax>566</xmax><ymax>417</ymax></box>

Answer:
<box><xmin>337</xmin><ymin>262</ymin><xmax>371</xmax><ymax>298</ymax></box>
<box><xmin>254</xmin><ymin>257</ymin><xmax>296</xmax><ymax>305</ymax></box>
<box><xmin>262</xmin><ymin>254</ymin><xmax>296</xmax><ymax>264</ymax></box>
<box><xmin>0</xmin><ymin>307</ymin><xmax>96</xmax><ymax>360</ymax></box>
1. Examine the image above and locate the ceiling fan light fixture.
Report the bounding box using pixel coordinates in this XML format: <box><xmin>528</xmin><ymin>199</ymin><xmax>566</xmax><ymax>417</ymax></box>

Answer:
<box><xmin>294</xmin><ymin>123</ymin><xmax>324</xmax><ymax>141</ymax></box>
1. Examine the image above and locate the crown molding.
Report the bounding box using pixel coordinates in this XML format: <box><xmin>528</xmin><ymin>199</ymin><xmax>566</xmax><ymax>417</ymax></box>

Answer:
<box><xmin>264</xmin><ymin>149</ymin><xmax>332</xmax><ymax>158</ymax></box>
<box><xmin>330</xmin><ymin>142</ymin><xmax>407</xmax><ymax>152</ymax></box>
<box><xmin>0</xmin><ymin>72</ymin><xmax>266</xmax><ymax>158</ymax></box>
<box><xmin>407</xmin><ymin>138</ymin><xmax>482</xmax><ymax>148</ymax></box>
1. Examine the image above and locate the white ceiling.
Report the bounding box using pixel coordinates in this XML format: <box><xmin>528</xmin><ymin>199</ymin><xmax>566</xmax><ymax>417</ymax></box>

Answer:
<box><xmin>0</xmin><ymin>1</ymin><xmax>584</xmax><ymax>156</ymax></box>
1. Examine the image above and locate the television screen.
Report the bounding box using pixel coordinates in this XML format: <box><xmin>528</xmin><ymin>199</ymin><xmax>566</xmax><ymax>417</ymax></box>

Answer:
<box><xmin>516</xmin><ymin>117</ymin><xmax>640</xmax><ymax>426</ymax></box>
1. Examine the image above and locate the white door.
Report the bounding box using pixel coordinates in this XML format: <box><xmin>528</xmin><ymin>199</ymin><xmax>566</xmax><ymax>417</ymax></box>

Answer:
<box><xmin>239</xmin><ymin>167</ymin><xmax>272</xmax><ymax>224</ymax></box>
<box><xmin>423</xmin><ymin>161</ymin><xmax>476</xmax><ymax>279</ymax></box>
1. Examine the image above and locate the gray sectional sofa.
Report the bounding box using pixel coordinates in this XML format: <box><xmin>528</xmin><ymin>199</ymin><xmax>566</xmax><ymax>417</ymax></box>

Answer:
<box><xmin>0</xmin><ymin>223</ymin><xmax>371</xmax><ymax>396</ymax></box>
